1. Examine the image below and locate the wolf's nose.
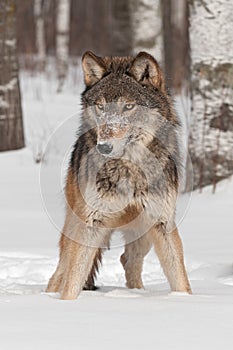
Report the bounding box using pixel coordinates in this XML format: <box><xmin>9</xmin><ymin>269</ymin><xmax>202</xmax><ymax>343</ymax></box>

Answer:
<box><xmin>97</xmin><ymin>142</ymin><xmax>113</xmax><ymax>155</ymax></box>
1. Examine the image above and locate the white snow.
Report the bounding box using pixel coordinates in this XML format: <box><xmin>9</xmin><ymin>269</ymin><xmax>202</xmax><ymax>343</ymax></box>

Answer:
<box><xmin>0</xmin><ymin>65</ymin><xmax>232</xmax><ymax>350</ymax></box>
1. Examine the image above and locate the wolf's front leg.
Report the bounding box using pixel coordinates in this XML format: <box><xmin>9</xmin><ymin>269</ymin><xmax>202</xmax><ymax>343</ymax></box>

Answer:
<box><xmin>151</xmin><ymin>224</ymin><xmax>192</xmax><ymax>294</ymax></box>
<box><xmin>120</xmin><ymin>233</ymin><xmax>152</xmax><ymax>289</ymax></box>
<box><xmin>46</xmin><ymin>233</ymin><xmax>102</xmax><ymax>293</ymax></box>
<box><xmin>46</xmin><ymin>234</ymin><xmax>69</xmax><ymax>293</ymax></box>
<box><xmin>60</xmin><ymin>239</ymin><xmax>100</xmax><ymax>300</ymax></box>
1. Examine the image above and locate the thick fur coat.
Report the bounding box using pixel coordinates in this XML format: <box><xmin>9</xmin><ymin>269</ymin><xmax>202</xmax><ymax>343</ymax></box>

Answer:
<box><xmin>47</xmin><ymin>51</ymin><xmax>191</xmax><ymax>299</ymax></box>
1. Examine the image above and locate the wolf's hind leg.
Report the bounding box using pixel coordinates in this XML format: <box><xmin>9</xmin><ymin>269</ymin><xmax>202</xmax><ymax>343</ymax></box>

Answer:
<box><xmin>121</xmin><ymin>233</ymin><xmax>152</xmax><ymax>289</ymax></box>
<box><xmin>83</xmin><ymin>248</ymin><xmax>102</xmax><ymax>290</ymax></box>
<box><xmin>151</xmin><ymin>224</ymin><xmax>192</xmax><ymax>294</ymax></box>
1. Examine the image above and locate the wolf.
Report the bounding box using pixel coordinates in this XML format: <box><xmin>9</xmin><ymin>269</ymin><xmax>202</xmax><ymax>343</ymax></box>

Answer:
<box><xmin>46</xmin><ymin>51</ymin><xmax>192</xmax><ymax>299</ymax></box>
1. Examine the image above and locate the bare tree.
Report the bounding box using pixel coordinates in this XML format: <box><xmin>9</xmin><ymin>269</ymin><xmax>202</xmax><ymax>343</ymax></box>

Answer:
<box><xmin>111</xmin><ymin>0</ymin><xmax>133</xmax><ymax>56</ymax></box>
<box><xmin>34</xmin><ymin>0</ymin><xmax>46</xmax><ymax>70</ymax></box>
<box><xmin>56</xmin><ymin>0</ymin><xmax>71</xmax><ymax>91</ymax></box>
<box><xmin>161</xmin><ymin>0</ymin><xmax>190</xmax><ymax>93</ymax></box>
<box><xmin>0</xmin><ymin>0</ymin><xmax>24</xmax><ymax>152</ymax></box>
<box><xmin>129</xmin><ymin>0</ymin><xmax>163</xmax><ymax>63</ymax></box>
<box><xmin>187</xmin><ymin>0</ymin><xmax>233</xmax><ymax>191</ymax></box>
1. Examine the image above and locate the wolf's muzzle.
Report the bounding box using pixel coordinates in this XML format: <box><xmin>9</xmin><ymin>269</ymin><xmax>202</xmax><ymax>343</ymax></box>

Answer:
<box><xmin>96</xmin><ymin>142</ymin><xmax>113</xmax><ymax>155</ymax></box>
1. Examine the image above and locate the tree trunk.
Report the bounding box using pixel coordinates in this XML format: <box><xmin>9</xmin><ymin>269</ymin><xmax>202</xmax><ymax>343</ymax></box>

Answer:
<box><xmin>56</xmin><ymin>0</ymin><xmax>70</xmax><ymax>91</ymax></box>
<box><xmin>0</xmin><ymin>0</ymin><xmax>24</xmax><ymax>152</ymax></box>
<box><xmin>34</xmin><ymin>0</ymin><xmax>46</xmax><ymax>70</ymax></box>
<box><xmin>187</xmin><ymin>0</ymin><xmax>233</xmax><ymax>191</ymax></box>
<box><xmin>129</xmin><ymin>0</ymin><xmax>163</xmax><ymax>63</ymax></box>
<box><xmin>161</xmin><ymin>0</ymin><xmax>190</xmax><ymax>93</ymax></box>
<box><xmin>111</xmin><ymin>0</ymin><xmax>133</xmax><ymax>56</ymax></box>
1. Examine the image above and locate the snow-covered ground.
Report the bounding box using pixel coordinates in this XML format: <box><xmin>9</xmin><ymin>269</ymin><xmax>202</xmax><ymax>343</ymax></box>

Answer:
<box><xmin>0</xmin><ymin>66</ymin><xmax>232</xmax><ymax>350</ymax></box>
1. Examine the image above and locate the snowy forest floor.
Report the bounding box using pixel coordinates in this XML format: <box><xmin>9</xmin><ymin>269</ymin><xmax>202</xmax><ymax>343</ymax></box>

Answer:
<box><xmin>0</xmin><ymin>65</ymin><xmax>232</xmax><ymax>349</ymax></box>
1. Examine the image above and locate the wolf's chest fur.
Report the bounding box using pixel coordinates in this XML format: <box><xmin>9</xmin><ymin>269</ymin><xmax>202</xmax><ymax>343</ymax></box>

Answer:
<box><xmin>96</xmin><ymin>158</ymin><xmax>148</xmax><ymax>199</ymax></box>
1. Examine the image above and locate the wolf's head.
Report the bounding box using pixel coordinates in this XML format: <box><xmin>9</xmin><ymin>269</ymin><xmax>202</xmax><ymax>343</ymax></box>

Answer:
<box><xmin>81</xmin><ymin>51</ymin><xmax>177</xmax><ymax>157</ymax></box>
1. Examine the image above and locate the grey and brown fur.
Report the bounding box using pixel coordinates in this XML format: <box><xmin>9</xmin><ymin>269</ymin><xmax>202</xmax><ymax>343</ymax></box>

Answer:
<box><xmin>46</xmin><ymin>51</ymin><xmax>192</xmax><ymax>299</ymax></box>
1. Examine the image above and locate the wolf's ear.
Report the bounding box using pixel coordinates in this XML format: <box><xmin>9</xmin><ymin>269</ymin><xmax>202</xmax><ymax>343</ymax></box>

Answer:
<box><xmin>129</xmin><ymin>52</ymin><xmax>165</xmax><ymax>91</ymax></box>
<box><xmin>82</xmin><ymin>51</ymin><xmax>106</xmax><ymax>87</ymax></box>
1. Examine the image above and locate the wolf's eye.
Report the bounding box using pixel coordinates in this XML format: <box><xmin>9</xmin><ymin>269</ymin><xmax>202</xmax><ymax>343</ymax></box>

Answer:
<box><xmin>96</xmin><ymin>103</ymin><xmax>104</xmax><ymax>111</ymax></box>
<box><xmin>124</xmin><ymin>103</ymin><xmax>135</xmax><ymax>111</ymax></box>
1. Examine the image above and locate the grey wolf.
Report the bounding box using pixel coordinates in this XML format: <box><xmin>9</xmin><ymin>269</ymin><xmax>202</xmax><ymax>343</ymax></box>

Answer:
<box><xmin>46</xmin><ymin>51</ymin><xmax>192</xmax><ymax>299</ymax></box>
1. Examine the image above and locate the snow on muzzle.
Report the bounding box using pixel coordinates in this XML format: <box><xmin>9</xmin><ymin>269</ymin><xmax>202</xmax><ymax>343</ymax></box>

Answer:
<box><xmin>96</xmin><ymin>116</ymin><xmax>131</xmax><ymax>157</ymax></box>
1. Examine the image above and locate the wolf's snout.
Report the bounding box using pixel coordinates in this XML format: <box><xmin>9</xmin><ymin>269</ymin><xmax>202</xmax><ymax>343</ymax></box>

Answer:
<box><xmin>97</xmin><ymin>142</ymin><xmax>113</xmax><ymax>155</ymax></box>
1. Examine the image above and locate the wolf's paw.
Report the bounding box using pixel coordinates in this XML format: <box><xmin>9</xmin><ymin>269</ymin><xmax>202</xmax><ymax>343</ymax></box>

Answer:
<box><xmin>126</xmin><ymin>280</ymin><xmax>144</xmax><ymax>289</ymax></box>
<box><xmin>83</xmin><ymin>282</ymin><xmax>99</xmax><ymax>291</ymax></box>
<box><xmin>46</xmin><ymin>279</ymin><xmax>62</xmax><ymax>293</ymax></box>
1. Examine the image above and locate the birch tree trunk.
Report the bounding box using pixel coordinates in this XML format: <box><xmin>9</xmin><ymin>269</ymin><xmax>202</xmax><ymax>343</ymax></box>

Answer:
<box><xmin>34</xmin><ymin>0</ymin><xmax>46</xmax><ymax>70</ymax></box>
<box><xmin>56</xmin><ymin>0</ymin><xmax>70</xmax><ymax>92</ymax></box>
<box><xmin>0</xmin><ymin>0</ymin><xmax>24</xmax><ymax>151</ymax></box>
<box><xmin>129</xmin><ymin>0</ymin><xmax>163</xmax><ymax>63</ymax></box>
<box><xmin>161</xmin><ymin>0</ymin><xmax>190</xmax><ymax>93</ymax></box>
<box><xmin>187</xmin><ymin>0</ymin><xmax>233</xmax><ymax>191</ymax></box>
<box><xmin>111</xmin><ymin>0</ymin><xmax>133</xmax><ymax>56</ymax></box>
